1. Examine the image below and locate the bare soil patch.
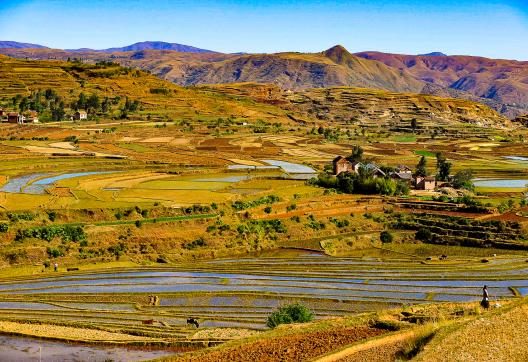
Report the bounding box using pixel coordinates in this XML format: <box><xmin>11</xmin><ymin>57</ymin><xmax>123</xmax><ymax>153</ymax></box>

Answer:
<box><xmin>173</xmin><ymin>327</ymin><xmax>385</xmax><ymax>362</ymax></box>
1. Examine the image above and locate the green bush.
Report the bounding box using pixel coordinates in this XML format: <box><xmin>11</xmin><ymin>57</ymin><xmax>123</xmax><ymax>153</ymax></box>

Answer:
<box><xmin>266</xmin><ymin>303</ymin><xmax>314</xmax><ymax>328</ymax></box>
<box><xmin>47</xmin><ymin>211</ymin><xmax>57</xmax><ymax>222</ymax></box>
<box><xmin>46</xmin><ymin>247</ymin><xmax>63</xmax><ymax>258</ymax></box>
<box><xmin>16</xmin><ymin>225</ymin><xmax>86</xmax><ymax>242</ymax></box>
<box><xmin>380</xmin><ymin>230</ymin><xmax>393</xmax><ymax>243</ymax></box>
<box><xmin>183</xmin><ymin>237</ymin><xmax>207</xmax><ymax>250</ymax></box>
<box><xmin>416</xmin><ymin>228</ymin><xmax>432</xmax><ymax>242</ymax></box>
<box><xmin>0</xmin><ymin>223</ymin><xmax>8</xmax><ymax>233</ymax></box>
<box><xmin>232</xmin><ymin>195</ymin><xmax>280</xmax><ymax>211</ymax></box>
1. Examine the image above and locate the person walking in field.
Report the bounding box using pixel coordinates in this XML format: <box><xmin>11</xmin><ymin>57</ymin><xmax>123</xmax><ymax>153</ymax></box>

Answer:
<box><xmin>54</xmin><ymin>262</ymin><xmax>58</xmax><ymax>272</ymax></box>
<box><xmin>481</xmin><ymin>285</ymin><xmax>490</xmax><ymax>309</ymax></box>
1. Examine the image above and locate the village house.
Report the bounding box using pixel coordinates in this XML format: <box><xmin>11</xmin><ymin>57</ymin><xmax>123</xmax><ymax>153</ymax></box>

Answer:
<box><xmin>333</xmin><ymin>156</ymin><xmax>354</xmax><ymax>175</ymax></box>
<box><xmin>332</xmin><ymin>156</ymin><xmax>385</xmax><ymax>178</ymax></box>
<box><xmin>415</xmin><ymin>176</ymin><xmax>436</xmax><ymax>191</ymax></box>
<box><xmin>74</xmin><ymin>110</ymin><xmax>88</xmax><ymax>120</ymax></box>
<box><xmin>25</xmin><ymin>111</ymin><xmax>39</xmax><ymax>123</ymax></box>
<box><xmin>363</xmin><ymin>163</ymin><xmax>386</xmax><ymax>178</ymax></box>
<box><xmin>395</xmin><ymin>165</ymin><xmax>412</xmax><ymax>174</ymax></box>
<box><xmin>7</xmin><ymin>112</ymin><xmax>25</xmax><ymax>124</ymax></box>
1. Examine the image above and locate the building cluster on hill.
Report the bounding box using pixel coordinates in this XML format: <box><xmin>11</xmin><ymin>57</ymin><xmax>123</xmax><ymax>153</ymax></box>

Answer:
<box><xmin>0</xmin><ymin>108</ymin><xmax>88</xmax><ymax>124</ymax></box>
<box><xmin>332</xmin><ymin>156</ymin><xmax>436</xmax><ymax>191</ymax></box>
<box><xmin>0</xmin><ymin>109</ymin><xmax>39</xmax><ymax>124</ymax></box>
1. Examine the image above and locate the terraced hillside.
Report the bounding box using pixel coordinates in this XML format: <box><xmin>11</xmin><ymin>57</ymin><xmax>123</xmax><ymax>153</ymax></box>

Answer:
<box><xmin>3</xmin><ymin>45</ymin><xmax>528</xmax><ymax>118</ymax></box>
<box><xmin>0</xmin><ymin>56</ymin><xmax>511</xmax><ymax>131</ymax></box>
<box><xmin>205</xmin><ymin>83</ymin><xmax>511</xmax><ymax>130</ymax></box>
<box><xmin>356</xmin><ymin>51</ymin><xmax>528</xmax><ymax>118</ymax></box>
<box><xmin>0</xmin><ymin>55</ymin><xmax>291</xmax><ymax>123</ymax></box>
<box><xmin>0</xmin><ymin>46</ymin><xmax>424</xmax><ymax>93</ymax></box>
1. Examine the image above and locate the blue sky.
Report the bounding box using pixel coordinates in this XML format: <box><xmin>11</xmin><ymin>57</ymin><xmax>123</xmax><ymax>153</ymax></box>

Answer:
<box><xmin>0</xmin><ymin>0</ymin><xmax>527</xmax><ymax>59</ymax></box>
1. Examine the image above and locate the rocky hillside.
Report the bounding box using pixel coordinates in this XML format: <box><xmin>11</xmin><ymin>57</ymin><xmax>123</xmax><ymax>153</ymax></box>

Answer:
<box><xmin>0</xmin><ymin>54</ymin><xmax>513</xmax><ymax>130</ymax></box>
<box><xmin>204</xmin><ymin>83</ymin><xmax>511</xmax><ymax>129</ymax></box>
<box><xmin>0</xmin><ymin>56</ymin><xmax>291</xmax><ymax>123</ymax></box>
<box><xmin>0</xmin><ymin>46</ymin><xmax>424</xmax><ymax>93</ymax></box>
<box><xmin>73</xmin><ymin>41</ymin><xmax>214</xmax><ymax>53</ymax></box>
<box><xmin>356</xmin><ymin>51</ymin><xmax>528</xmax><ymax>118</ymax></box>
<box><xmin>0</xmin><ymin>41</ymin><xmax>48</xmax><ymax>49</ymax></box>
<box><xmin>1</xmin><ymin>45</ymin><xmax>527</xmax><ymax>118</ymax></box>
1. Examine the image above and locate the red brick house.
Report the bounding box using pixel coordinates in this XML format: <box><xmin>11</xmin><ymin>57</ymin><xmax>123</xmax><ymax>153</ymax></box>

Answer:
<box><xmin>333</xmin><ymin>156</ymin><xmax>354</xmax><ymax>175</ymax></box>
<box><xmin>7</xmin><ymin>112</ymin><xmax>25</xmax><ymax>124</ymax></box>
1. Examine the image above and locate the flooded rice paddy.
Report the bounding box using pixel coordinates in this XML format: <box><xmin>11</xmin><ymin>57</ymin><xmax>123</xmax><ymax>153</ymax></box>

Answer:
<box><xmin>0</xmin><ymin>252</ymin><xmax>526</xmax><ymax>331</ymax></box>
<box><xmin>0</xmin><ymin>171</ymin><xmax>118</xmax><ymax>194</ymax></box>
<box><xmin>228</xmin><ymin>159</ymin><xmax>317</xmax><ymax>176</ymax></box>
<box><xmin>473</xmin><ymin>178</ymin><xmax>528</xmax><ymax>188</ymax></box>
<box><xmin>0</xmin><ymin>335</ymin><xmax>176</xmax><ymax>362</ymax></box>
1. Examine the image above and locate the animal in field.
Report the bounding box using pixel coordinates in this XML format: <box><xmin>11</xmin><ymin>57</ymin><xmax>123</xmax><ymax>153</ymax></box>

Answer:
<box><xmin>142</xmin><ymin>319</ymin><xmax>155</xmax><ymax>325</ymax></box>
<box><xmin>187</xmin><ymin>318</ymin><xmax>199</xmax><ymax>328</ymax></box>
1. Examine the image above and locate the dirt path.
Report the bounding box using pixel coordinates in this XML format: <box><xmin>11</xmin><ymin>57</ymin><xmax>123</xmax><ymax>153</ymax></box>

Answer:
<box><xmin>314</xmin><ymin>330</ymin><xmax>416</xmax><ymax>362</ymax></box>
<box><xmin>171</xmin><ymin>327</ymin><xmax>386</xmax><ymax>362</ymax></box>
<box><xmin>414</xmin><ymin>302</ymin><xmax>528</xmax><ymax>362</ymax></box>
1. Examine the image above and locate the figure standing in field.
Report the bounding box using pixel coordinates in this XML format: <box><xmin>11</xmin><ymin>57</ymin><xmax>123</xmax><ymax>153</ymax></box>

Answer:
<box><xmin>481</xmin><ymin>285</ymin><xmax>490</xmax><ymax>309</ymax></box>
<box><xmin>54</xmin><ymin>262</ymin><xmax>58</xmax><ymax>272</ymax></box>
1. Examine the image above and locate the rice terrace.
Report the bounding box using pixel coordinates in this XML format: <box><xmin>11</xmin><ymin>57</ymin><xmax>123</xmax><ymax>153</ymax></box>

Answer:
<box><xmin>1</xmin><ymin>1</ymin><xmax>528</xmax><ymax>361</ymax></box>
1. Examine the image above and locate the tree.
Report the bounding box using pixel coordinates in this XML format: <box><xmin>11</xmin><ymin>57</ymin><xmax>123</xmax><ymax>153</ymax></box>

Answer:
<box><xmin>452</xmin><ymin>169</ymin><xmax>474</xmax><ymax>190</ymax></box>
<box><xmin>76</xmin><ymin>92</ymin><xmax>87</xmax><ymax>110</ymax></box>
<box><xmin>411</xmin><ymin>118</ymin><xmax>418</xmax><ymax>130</ymax></box>
<box><xmin>86</xmin><ymin>94</ymin><xmax>100</xmax><ymax>113</ymax></box>
<box><xmin>347</xmin><ymin>145</ymin><xmax>364</xmax><ymax>163</ymax></box>
<box><xmin>415</xmin><ymin>156</ymin><xmax>427</xmax><ymax>177</ymax></box>
<box><xmin>51</xmin><ymin>101</ymin><xmax>66</xmax><ymax>121</ymax></box>
<box><xmin>19</xmin><ymin>96</ymin><xmax>30</xmax><ymax>112</ymax></box>
<box><xmin>101</xmin><ymin>97</ymin><xmax>111</xmax><ymax>113</ymax></box>
<box><xmin>436</xmin><ymin>152</ymin><xmax>452</xmax><ymax>181</ymax></box>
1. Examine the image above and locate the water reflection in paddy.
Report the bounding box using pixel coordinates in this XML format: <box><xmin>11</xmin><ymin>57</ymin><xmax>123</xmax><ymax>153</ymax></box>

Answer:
<box><xmin>0</xmin><ymin>335</ymin><xmax>177</xmax><ymax>362</ymax></box>
<box><xmin>1</xmin><ymin>253</ymin><xmax>526</xmax><ymax>301</ymax></box>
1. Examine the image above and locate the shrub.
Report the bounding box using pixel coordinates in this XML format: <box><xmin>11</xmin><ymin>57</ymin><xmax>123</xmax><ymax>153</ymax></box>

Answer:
<box><xmin>380</xmin><ymin>231</ymin><xmax>393</xmax><ymax>243</ymax></box>
<box><xmin>47</xmin><ymin>211</ymin><xmax>57</xmax><ymax>222</ymax></box>
<box><xmin>264</xmin><ymin>206</ymin><xmax>272</xmax><ymax>214</ymax></box>
<box><xmin>183</xmin><ymin>237</ymin><xmax>207</xmax><ymax>250</ymax></box>
<box><xmin>0</xmin><ymin>223</ymin><xmax>8</xmax><ymax>233</ymax></box>
<box><xmin>330</xmin><ymin>218</ymin><xmax>349</xmax><ymax>228</ymax></box>
<box><xmin>16</xmin><ymin>225</ymin><xmax>86</xmax><ymax>243</ymax></box>
<box><xmin>232</xmin><ymin>195</ymin><xmax>280</xmax><ymax>211</ymax></box>
<box><xmin>46</xmin><ymin>247</ymin><xmax>63</xmax><ymax>258</ymax></box>
<box><xmin>416</xmin><ymin>228</ymin><xmax>432</xmax><ymax>242</ymax></box>
<box><xmin>286</xmin><ymin>203</ymin><xmax>297</xmax><ymax>212</ymax></box>
<box><xmin>266</xmin><ymin>303</ymin><xmax>314</xmax><ymax>328</ymax></box>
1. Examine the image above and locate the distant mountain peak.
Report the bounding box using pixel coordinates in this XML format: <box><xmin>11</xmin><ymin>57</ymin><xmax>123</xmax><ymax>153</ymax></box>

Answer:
<box><xmin>0</xmin><ymin>41</ymin><xmax>48</xmax><ymax>49</ymax></box>
<box><xmin>323</xmin><ymin>45</ymin><xmax>354</xmax><ymax>62</ymax></box>
<box><xmin>324</xmin><ymin>45</ymin><xmax>350</xmax><ymax>55</ymax></box>
<box><xmin>418</xmin><ymin>52</ymin><xmax>447</xmax><ymax>57</ymax></box>
<box><xmin>99</xmin><ymin>41</ymin><xmax>214</xmax><ymax>53</ymax></box>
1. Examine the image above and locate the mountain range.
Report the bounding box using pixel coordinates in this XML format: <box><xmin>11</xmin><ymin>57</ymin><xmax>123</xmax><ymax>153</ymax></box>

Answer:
<box><xmin>0</xmin><ymin>41</ymin><xmax>526</xmax><ymax>118</ymax></box>
<box><xmin>1</xmin><ymin>40</ymin><xmax>213</xmax><ymax>53</ymax></box>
